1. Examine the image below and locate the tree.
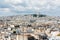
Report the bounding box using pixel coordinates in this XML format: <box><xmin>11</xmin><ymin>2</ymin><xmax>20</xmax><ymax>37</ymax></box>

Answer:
<box><xmin>39</xmin><ymin>14</ymin><xmax>46</xmax><ymax>17</ymax></box>
<box><xmin>32</xmin><ymin>14</ymin><xmax>37</xmax><ymax>17</ymax></box>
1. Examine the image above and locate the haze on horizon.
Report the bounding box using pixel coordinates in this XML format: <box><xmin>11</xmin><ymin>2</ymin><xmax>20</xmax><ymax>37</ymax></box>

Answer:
<box><xmin>0</xmin><ymin>0</ymin><xmax>60</xmax><ymax>16</ymax></box>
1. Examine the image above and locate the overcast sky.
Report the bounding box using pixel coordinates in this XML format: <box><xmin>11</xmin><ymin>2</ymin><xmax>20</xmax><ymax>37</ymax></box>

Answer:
<box><xmin>0</xmin><ymin>0</ymin><xmax>60</xmax><ymax>16</ymax></box>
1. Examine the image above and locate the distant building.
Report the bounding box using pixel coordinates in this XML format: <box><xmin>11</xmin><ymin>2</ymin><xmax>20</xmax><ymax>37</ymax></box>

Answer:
<box><xmin>49</xmin><ymin>36</ymin><xmax>60</xmax><ymax>40</ymax></box>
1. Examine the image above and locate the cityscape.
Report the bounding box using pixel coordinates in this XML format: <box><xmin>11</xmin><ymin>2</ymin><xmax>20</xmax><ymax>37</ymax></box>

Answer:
<box><xmin>0</xmin><ymin>14</ymin><xmax>60</xmax><ymax>40</ymax></box>
<box><xmin>0</xmin><ymin>0</ymin><xmax>60</xmax><ymax>40</ymax></box>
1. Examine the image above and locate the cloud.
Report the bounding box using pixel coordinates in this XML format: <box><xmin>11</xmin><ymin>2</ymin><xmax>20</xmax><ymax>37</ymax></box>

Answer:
<box><xmin>0</xmin><ymin>0</ymin><xmax>60</xmax><ymax>16</ymax></box>
<box><xmin>0</xmin><ymin>8</ymin><xmax>10</xmax><ymax>12</ymax></box>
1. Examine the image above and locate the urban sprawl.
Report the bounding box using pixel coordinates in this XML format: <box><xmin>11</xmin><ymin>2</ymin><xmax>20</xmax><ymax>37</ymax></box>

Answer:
<box><xmin>0</xmin><ymin>14</ymin><xmax>60</xmax><ymax>40</ymax></box>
